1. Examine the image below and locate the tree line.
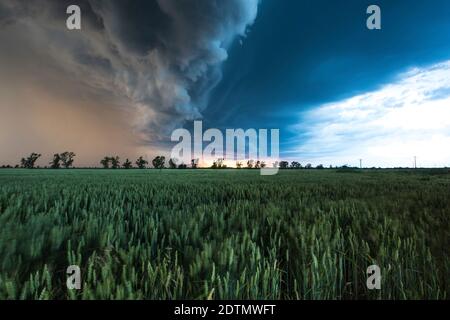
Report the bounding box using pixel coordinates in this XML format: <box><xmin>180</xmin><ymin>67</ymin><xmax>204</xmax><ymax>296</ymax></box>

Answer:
<box><xmin>1</xmin><ymin>152</ymin><xmax>333</xmax><ymax>170</ymax></box>
<box><xmin>3</xmin><ymin>153</ymin><xmax>174</xmax><ymax>170</ymax></box>
<box><xmin>201</xmin><ymin>159</ymin><xmax>327</xmax><ymax>170</ymax></box>
<box><xmin>18</xmin><ymin>152</ymin><xmax>76</xmax><ymax>169</ymax></box>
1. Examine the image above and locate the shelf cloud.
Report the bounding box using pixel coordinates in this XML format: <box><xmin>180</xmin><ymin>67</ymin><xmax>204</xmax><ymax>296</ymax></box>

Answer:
<box><xmin>0</xmin><ymin>0</ymin><xmax>259</xmax><ymax>165</ymax></box>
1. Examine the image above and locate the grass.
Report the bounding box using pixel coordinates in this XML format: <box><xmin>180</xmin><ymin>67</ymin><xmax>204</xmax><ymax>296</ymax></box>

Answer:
<box><xmin>0</xmin><ymin>169</ymin><xmax>449</xmax><ymax>300</ymax></box>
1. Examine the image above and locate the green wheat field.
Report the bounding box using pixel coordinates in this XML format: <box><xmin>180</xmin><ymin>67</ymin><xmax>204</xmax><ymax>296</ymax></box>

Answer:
<box><xmin>0</xmin><ymin>169</ymin><xmax>449</xmax><ymax>300</ymax></box>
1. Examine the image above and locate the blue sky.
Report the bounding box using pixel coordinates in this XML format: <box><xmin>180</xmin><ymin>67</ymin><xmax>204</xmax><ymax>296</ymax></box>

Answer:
<box><xmin>203</xmin><ymin>0</ymin><xmax>450</xmax><ymax>167</ymax></box>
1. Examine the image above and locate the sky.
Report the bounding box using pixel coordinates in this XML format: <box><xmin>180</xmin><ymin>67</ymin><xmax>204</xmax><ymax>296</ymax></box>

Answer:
<box><xmin>1</xmin><ymin>0</ymin><xmax>450</xmax><ymax>167</ymax></box>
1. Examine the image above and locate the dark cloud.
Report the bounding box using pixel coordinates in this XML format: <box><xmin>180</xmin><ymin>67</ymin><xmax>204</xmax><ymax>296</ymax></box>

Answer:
<box><xmin>0</xmin><ymin>0</ymin><xmax>259</xmax><ymax>146</ymax></box>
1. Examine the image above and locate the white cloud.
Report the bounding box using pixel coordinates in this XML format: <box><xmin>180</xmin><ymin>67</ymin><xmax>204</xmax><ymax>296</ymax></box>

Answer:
<box><xmin>290</xmin><ymin>61</ymin><xmax>450</xmax><ymax>167</ymax></box>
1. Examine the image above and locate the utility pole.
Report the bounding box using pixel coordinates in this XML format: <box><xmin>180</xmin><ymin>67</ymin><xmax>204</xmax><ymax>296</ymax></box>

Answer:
<box><xmin>359</xmin><ymin>159</ymin><xmax>362</xmax><ymax>169</ymax></box>
<box><xmin>414</xmin><ymin>156</ymin><xmax>417</xmax><ymax>169</ymax></box>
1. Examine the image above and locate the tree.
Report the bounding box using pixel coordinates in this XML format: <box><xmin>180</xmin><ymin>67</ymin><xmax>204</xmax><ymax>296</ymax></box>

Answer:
<box><xmin>191</xmin><ymin>159</ymin><xmax>199</xmax><ymax>169</ymax></box>
<box><xmin>178</xmin><ymin>163</ymin><xmax>187</xmax><ymax>169</ymax></box>
<box><xmin>169</xmin><ymin>158</ymin><xmax>178</xmax><ymax>169</ymax></box>
<box><xmin>123</xmin><ymin>159</ymin><xmax>133</xmax><ymax>169</ymax></box>
<box><xmin>279</xmin><ymin>161</ymin><xmax>289</xmax><ymax>169</ymax></box>
<box><xmin>316</xmin><ymin>164</ymin><xmax>325</xmax><ymax>170</ymax></box>
<box><xmin>305</xmin><ymin>163</ymin><xmax>312</xmax><ymax>169</ymax></box>
<box><xmin>290</xmin><ymin>161</ymin><xmax>302</xmax><ymax>169</ymax></box>
<box><xmin>100</xmin><ymin>157</ymin><xmax>110</xmax><ymax>169</ymax></box>
<box><xmin>110</xmin><ymin>156</ymin><xmax>120</xmax><ymax>169</ymax></box>
<box><xmin>212</xmin><ymin>158</ymin><xmax>225</xmax><ymax>169</ymax></box>
<box><xmin>236</xmin><ymin>161</ymin><xmax>243</xmax><ymax>169</ymax></box>
<box><xmin>152</xmin><ymin>156</ymin><xmax>165</xmax><ymax>170</ymax></box>
<box><xmin>247</xmin><ymin>160</ymin><xmax>254</xmax><ymax>169</ymax></box>
<box><xmin>136</xmin><ymin>156</ymin><xmax>148</xmax><ymax>169</ymax></box>
<box><xmin>20</xmin><ymin>153</ymin><xmax>41</xmax><ymax>169</ymax></box>
<box><xmin>254</xmin><ymin>161</ymin><xmax>267</xmax><ymax>169</ymax></box>
<box><xmin>217</xmin><ymin>158</ymin><xmax>225</xmax><ymax>169</ymax></box>
<box><xmin>60</xmin><ymin>152</ymin><xmax>76</xmax><ymax>168</ymax></box>
<box><xmin>49</xmin><ymin>154</ymin><xmax>61</xmax><ymax>169</ymax></box>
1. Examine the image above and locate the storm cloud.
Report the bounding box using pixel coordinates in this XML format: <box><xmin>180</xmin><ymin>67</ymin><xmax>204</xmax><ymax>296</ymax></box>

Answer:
<box><xmin>0</xmin><ymin>0</ymin><xmax>259</xmax><ymax>164</ymax></box>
